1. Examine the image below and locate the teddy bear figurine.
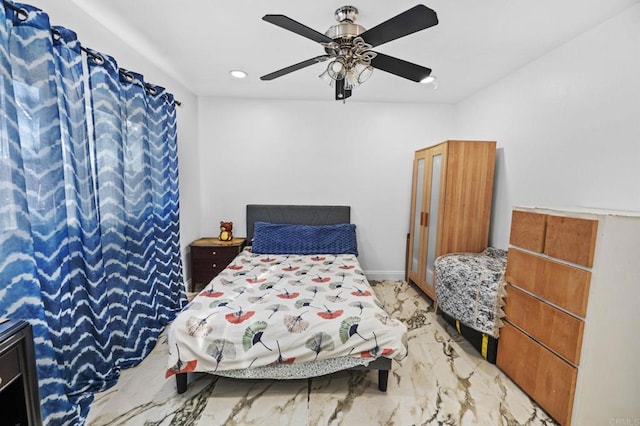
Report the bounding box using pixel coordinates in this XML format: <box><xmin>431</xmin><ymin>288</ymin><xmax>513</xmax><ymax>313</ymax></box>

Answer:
<box><xmin>218</xmin><ymin>221</ymin><xmax>233</xmax><ymax>241</ymax></box>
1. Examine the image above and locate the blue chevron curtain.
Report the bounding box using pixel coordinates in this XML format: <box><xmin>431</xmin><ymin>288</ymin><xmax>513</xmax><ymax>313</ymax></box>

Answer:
<box><xmin>0</xmin><ymin>2</ymin><xmax>187</xmax><ymax>424</ymax></box>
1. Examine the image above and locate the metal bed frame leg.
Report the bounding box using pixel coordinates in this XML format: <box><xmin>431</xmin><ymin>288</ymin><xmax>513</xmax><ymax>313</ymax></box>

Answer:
<box><xmin>176</xmin><ymin>373</ymin><xmax>187</xmax><ymax>394</ymax></box>
<box><xmin>378</xmin><ymin>369</ymin><xmax>389</xmax><ymax>392</ymax></box>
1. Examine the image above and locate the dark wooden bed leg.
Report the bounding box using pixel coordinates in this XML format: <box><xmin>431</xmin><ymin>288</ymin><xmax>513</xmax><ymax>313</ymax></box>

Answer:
<box><xmin>378</xmin><ymin>369</ymin><xmax>389</xmax><ymax>392</ymax></box>
<box><xmin>176</xmin><ymin>373</ymin><xmax>187</xmax><ymax>394</ymax></box>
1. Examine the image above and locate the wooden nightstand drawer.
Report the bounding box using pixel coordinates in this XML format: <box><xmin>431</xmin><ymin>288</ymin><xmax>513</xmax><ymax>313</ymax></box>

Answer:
<box><xmin>509</xmin><ymin>210</ymin><xmax>547</xmax><ymax>253</ymax></box>
<box><xmin>506</xmin><ymin>248</ymin><xmax>590</xmax><ymax>317</ymax></box>
<box><xmin>503</xmin><ymin>284</ymin><xmax>584</xmax><ymax>365</ymax></box>
<box><xmin>192</xmin><ymin>261</ymin><xmax>227</xmax><ymax>282</ymax></box>
<box><xmin>0</xmin><ymin>345</ymin><xmax>20</xmax><ymax>391</ymax></box>
<box><xmin>191</xmin><ymin>246</ymin><xmax>238</xmax><ymax>263</ymax></box>
<box><xmin>497</xmin><ymin>322</ymin><xmax>577</xmax><ymax>426</ymax></box>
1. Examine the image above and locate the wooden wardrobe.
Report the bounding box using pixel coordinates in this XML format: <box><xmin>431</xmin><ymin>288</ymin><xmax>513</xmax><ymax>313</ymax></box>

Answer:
<box><xmin>407</xmin><ymin>140</ymin><xmax>496</xmax><ymax>301</ymax></box>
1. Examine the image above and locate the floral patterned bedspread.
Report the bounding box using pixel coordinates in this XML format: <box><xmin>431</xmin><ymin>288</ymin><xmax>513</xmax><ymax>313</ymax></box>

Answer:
<box><xmin>166</xmin><ymin>250</ymin><xmax>408</xmax><ymax>378</ymax></box>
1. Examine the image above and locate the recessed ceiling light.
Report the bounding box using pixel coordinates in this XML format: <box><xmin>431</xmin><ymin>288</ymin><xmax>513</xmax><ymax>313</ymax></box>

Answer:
<box><xmin>230</xmin><ymin>70</ymin><xmax>248</xmax><ymax>79</ymax></box>
<box><xmin>420</xmin><ymin>75</ymin><xmax>436</xmax><ymax>84</ymax></box>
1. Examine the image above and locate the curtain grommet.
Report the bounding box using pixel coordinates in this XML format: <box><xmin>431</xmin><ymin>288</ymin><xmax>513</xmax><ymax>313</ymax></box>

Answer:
<box><xmin>120</xmin><ymin>71</ymin><xmax>134</xmax><ymax>83</ymax></box>
<box><xmin>17</xmin><ymin>7</ymin><xmax>29</xmax><ymax>21</ymax></box>
<box><xmin>91</xmin><ymin>54</ymin><xmax>105</xmax><ymax>65</ymax></box>
<box><xmin>147</xmin><ymin>86</ymin><xmax>158</xmax><ymax>95</ymax></box>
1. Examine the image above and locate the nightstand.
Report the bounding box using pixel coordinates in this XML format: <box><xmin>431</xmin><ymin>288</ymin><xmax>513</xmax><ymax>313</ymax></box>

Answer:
<box><xmin>189</xmin><ymin>237</ymin><xmax>246</xmax><ymax>292</ymax></box>
<box><xmin>0</xmin><ymin>319</ymin><xmax>42</xmax><ymax>426</ymax></box>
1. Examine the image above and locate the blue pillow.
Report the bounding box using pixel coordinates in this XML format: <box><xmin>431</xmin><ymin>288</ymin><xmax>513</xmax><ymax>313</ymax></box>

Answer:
<box><xmin>251</xmin><ymin>222</ymin><xmax>358</xmax><ymax>255</ymax></box>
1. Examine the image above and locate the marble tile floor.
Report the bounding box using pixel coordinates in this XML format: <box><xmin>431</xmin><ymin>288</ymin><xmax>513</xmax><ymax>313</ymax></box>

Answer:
<box><xmin>86</xmin><ymin>281</ymin><xmax>557</xmax><ymax>425</ymax></box>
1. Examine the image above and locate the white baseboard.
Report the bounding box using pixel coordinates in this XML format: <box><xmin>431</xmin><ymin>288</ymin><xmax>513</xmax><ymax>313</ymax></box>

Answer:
<box><xmin>364</xmin><ymin>271</ymin><xmax>405</xmax><ymax>281</ymax></box>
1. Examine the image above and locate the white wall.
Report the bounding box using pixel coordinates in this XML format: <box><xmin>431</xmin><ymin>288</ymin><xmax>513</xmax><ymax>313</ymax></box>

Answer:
<box><xmin>29</xmin><ymin>2</ymin><xmax>640</xmax><ymax>282</ymax></box>
<box><xmin>27</xmin><ymin>0</ymin><xmax>202</xmax><ymax>283</ymax></box>
<box><xmin>198</xmin><ymin>98</ymin><xmax>454</xmax><ymax>278</ymax></box>
<box><xmin>454</xmin><ymin>4</ymin><xmax>640</xmax><ymax>248</ymax></box>
<box><xmin>199</xmin><ymin>4</ymin><xmax>640</xmax><ymax>278</ymax></box>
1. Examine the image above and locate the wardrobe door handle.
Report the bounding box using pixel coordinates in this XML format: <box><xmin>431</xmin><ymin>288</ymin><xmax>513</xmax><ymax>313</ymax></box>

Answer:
<box><xmin>420</xmin><ymin>212</ymin><xmax>429</xmax><ymax>226</ymax></box>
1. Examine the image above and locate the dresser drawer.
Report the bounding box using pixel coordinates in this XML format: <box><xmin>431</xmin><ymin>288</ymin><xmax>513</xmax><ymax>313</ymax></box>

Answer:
<box><xmin>509</xmin><ymin>210</ymin><xmax>547</xmax><ymax>253</ymax></box>
<box><xmin>503</xmin><ymin>284</ymin><xmax>584</xmax><ymax>365</ymax></box>
<box><xmin>191</xmin><ymin>246</ymin><xmax>238</xmax><ymax>262</ymax></box>
<box><xmin>544</xmin><ymin>214</ymin><xmax>598</xmax><ymax>268</ymax></box>
<box><xmin>192</xmin><ymin>261</ymin><xmax>228</xmax><ymax>284</ymax></box>
<box><xmin>0</xmin><ymin>345</ymin><xmax>21</xmax><ymax>392</ymax></box>
<box><xmin>506</xmin><ymin>248</ymin><xmax>590</xmax><ymax>317</ymax></box>
<box><xmin>497</xmin><ymin>322</ymin><xmax>577</xmax><ymax>425</ymax></box>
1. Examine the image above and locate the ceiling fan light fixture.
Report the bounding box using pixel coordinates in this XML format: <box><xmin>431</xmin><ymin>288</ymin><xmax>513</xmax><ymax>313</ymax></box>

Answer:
<box><xmin>346</xmin><ymin>62</ymin><xmax>374</xmax><ymax>87</ymax></box>
<box><xmin>230</xmin><ymin>70</ymin><xmax>248</xmax><ymax>79</ymax></box>
<box><xmin>327</xmin><ymin>59</ymin><xmax>347</xmax><ymax>80</ymax></box>
<box><xmin>318</xmin><ymin>69</ymin><xmax>336</xmax><ymax>87</ymax></box>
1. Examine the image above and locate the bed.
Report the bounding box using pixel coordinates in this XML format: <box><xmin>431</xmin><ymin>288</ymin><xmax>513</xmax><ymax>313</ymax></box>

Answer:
<box><xmin>166</xmin><ymin>205</ymin><xmax>408</xmax><ymax>393</ymax></box>
<box><xmin>434</xmin><ymin>247</ymin><xmax>507</xmax><ymax>363</ymax></box>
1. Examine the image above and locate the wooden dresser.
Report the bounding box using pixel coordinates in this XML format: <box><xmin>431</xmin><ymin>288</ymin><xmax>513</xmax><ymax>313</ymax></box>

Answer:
<box><xmin>497</xmin><ymin>206</ymin><xmax>640</xmax><ymax>425</ymax></box>
<box><xmin>189</xmin><ymin>237</ymin><xmax>246</xmax><ymax>292</ymax></box>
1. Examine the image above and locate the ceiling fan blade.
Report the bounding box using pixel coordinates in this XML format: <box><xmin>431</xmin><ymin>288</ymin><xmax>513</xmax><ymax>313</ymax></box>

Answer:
<box><xmin>261</xmin><ymin>55</ymin><xmax>331</xmax><ymax>81</ymax></box>
<box><xmin>370</xmin><ymin>52</ymin><xmax>431</xmax><ymax>82</ymax></box>
<box><xmin>335</xmin><ymin>79</ymin><xmax>352</xmax><ymax>101</ymax></box>
<box><xmin>359</xmin><ymin>5</ymin><xmax>438</xmax><ymax>48</ymax></box>
<box><xmin>263</xmin><ymin>15</ymin><xmax>335</xmax><ymax>44</ymax></box>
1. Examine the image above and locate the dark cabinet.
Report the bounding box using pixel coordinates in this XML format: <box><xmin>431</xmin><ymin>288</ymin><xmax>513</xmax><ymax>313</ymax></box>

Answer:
<box><xmin>189</xmin><ymin>237</ymin><xmax>246</xmax><ymax>292</ymax></box>
<box><xmin>0</xmin><ymin>320</ymin><xmax>42</xmax><ymax>426</ymax></box>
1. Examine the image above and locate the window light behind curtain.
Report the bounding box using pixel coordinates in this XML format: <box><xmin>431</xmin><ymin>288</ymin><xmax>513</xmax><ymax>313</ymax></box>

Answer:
<box><xmin>0</xmin><ymin>2</ymin><xmax>187</xmax><ymax>424</ymax></box>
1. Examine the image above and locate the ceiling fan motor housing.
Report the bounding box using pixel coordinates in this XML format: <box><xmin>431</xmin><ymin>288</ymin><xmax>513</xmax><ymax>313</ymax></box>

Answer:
<box><xmin>335</xmin><ymin>5</ymin><xmax>358</xmax><ymax>23</ymax></box>
<box><xmin>325</xmin><ymin>6</ymin><xmax>366</xmax><ymax>40</ymax></box>
<box><xmin>324</xmin><ymin>6</ymin><xmax>367</xmax><ymax>58</ymax></box>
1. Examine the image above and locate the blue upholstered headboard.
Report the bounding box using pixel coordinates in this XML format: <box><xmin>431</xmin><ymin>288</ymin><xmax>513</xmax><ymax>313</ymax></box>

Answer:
<box><xmin>246</xmin><ymin>205</ymin><xmax>351</xmax><ymax>243</ymax></box>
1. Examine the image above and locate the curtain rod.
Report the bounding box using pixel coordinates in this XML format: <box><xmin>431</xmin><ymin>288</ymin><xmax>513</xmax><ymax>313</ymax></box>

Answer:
<box><xmin>2</xmin><ymin>0</ymin><xmax>24</xmax><ymax>17</ymax></box>
<box><xmin>3</xmin><ymin>0</ymin><xmax>182</xmax><ymax>107</ymax></box>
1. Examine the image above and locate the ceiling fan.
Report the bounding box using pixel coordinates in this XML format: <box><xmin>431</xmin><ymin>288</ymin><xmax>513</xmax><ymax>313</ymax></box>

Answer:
<box><xmin>260</xmin><ymin>4</ymin><xmax>438</xmax><ymax>101</ymax></box>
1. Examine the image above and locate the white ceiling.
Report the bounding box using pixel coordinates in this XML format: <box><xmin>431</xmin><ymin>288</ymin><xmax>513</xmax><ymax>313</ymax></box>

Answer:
<box><xmin>68</xmin><ymin>0</ymin><xmax>637</xmax><ymax>103</ymax></box>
